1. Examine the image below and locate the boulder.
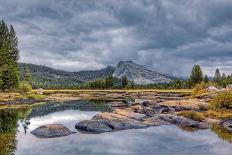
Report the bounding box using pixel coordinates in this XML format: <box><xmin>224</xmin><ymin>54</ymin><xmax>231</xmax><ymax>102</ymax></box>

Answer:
<box><xmin>76</xmin><ymin>112</ymin><xmax>148</xmax><ymax>133</ymax></box>
<box><xmin>31</xmin><ymin>124</ymin><xmax>72</xmax><ymax>138</ymax></box>
<box><xmin>75</xmin><ymin>120</ymin><xmax>112</xmax><ymax>133</ymax></box>
<box><xmin>220</xmin><ymin>119</ymin><xmax>232</xmax><ymax>132</ymax></box>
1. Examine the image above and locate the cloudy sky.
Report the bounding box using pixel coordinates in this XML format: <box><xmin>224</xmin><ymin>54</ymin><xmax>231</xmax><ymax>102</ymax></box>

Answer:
<box><xmin>0</xmin><ymin>0</ymin><xmax>232</xmax><ymax>76</ymax></box>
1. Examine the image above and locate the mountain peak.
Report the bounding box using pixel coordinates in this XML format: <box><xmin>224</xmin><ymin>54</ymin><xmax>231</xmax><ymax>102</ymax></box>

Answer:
<box><xmin>113</xmin><ymin>61</ymin><xmax>171</xmax><ymax>85</ymax></box>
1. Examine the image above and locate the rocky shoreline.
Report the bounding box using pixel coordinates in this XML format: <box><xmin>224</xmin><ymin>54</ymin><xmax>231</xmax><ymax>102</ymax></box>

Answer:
<box><xmin>31</xmin><ymin>100</ymin><xmax>232</xmax><ymax>138</ymax></box>
<box><xmin>75</xmin><ymin>101</ymin><xmax>211</xmax><ymax>134</ymax></box>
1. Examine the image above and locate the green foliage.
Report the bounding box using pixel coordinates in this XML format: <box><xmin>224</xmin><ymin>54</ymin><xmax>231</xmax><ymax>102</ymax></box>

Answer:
<box><xmin>189</xmin><ymin>64</ymin><xmax>203</xmax><ymax>86</ymax></box>
<box><xmin>203</xmin><ymin>75</ymin><xmax>209</xmax><ymax>83</ymax></box>
<box><xmin>18</xmin><ymin>81</ymin><xmax>32</xmax><ymax>95</ymax></box>
<box><xmin>209</xmin><ymin>91</ymin><xmax>232</xmax><ymax>109</ymax></box>
<box><xmin>177</xmin><ymin>111</ymin><xmax>205</xmax><ymax>122</ymax></box>
<box><xmin>23</xmin><ymin>65</ymin><xmax>31</xmax><ymax>82</ymax></box>
<box><xmin>0</xmin><ymin>63</ymin><xmax>19</xmax><ymax>90</ymax></box>
<box><xmin>27</xmin><ymin>94</ymin><xmax>45</xmax><ymax>100</ymax></box>
<box><xmin>0</xmin><ymin>20</ymin><xmax>20</xmax><ymax>90</ymax></box>
<box><xmin>121</xmin><ymin>76</ymin><xmax>128</xmax><ymax>89</ymax></box>
<box><xmin>105</xmin><ymin>75</ymin><xmax>114</xmax><ymax>88</ymax></box>
<box><xmin>214</xmin><ymin>68</ymin><xmax>221</xmax><ymax>83</ymax></box>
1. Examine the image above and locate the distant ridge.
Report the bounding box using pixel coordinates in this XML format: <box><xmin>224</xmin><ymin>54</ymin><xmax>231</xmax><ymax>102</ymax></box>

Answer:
<box><xmin>19</xmin><ymin>63</ymin><xmax>115</xmax><ymax>88</ymax></box>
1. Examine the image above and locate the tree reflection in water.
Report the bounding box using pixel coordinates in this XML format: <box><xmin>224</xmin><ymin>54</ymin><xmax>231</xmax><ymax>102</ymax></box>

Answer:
<box><xmin>211</xmin><ymin>123</ymin><xmax>232</xmax><ymax>143</ymax></box>
<box><xmin>0</xmin><ymin>108</ymin><xmax>31</xmax><ymax>155</ymax></box>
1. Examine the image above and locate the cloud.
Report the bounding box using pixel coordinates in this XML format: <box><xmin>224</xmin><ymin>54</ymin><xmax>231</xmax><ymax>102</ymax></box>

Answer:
<box><xmin>0</xmin><ymin>0</ymin><xmax>231</xmax><ymax>76</ymax></box>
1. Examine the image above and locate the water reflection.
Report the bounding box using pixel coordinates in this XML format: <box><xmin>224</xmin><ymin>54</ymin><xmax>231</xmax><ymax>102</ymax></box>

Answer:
<box><xmin>0</xmin><ymin>100</ymin><xmax>232</xmax><ymax>155</ymax></box>
<box><xmin>211</xmin><ymin>124</ymin><xmax>232</xmax><ymax>143</ymax></box>
<box><xmin>0</xmin><ymin>108</ymin><xmax>31</xmax><ymax>155</ymax></box>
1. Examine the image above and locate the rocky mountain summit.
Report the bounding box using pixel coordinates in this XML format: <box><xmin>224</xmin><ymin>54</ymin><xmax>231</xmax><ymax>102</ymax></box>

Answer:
<box><xmin>112</xmin><ymin>61</ymin><xmax>172</xmax><ymax>85</ymax></box>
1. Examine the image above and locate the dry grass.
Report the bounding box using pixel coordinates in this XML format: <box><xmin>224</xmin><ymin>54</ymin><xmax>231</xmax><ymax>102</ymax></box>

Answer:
<box><xmin>177</xmin><ymin>111</ymin><xmax>205</xmax><ymax>121</ymax></box>
<box><xmin>204</xmin><ymin>109</ymin><xmax>232</xmax><ymax>119</ymax></box>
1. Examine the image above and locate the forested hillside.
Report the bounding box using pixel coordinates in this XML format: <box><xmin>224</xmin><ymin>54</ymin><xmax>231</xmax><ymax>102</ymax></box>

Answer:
<box><xmin>19</xmin><ymin>63</ymin><xmax>115</xmax><ymax>89</ymax></box>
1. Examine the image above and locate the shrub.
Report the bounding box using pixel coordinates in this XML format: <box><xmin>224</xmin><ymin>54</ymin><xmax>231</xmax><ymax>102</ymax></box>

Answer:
<box><xmin>27</xmin><ymin>94</ymin><xmax>45</xmax><ymax>100</ymax></box>
<box><xmin>209</xmin><ymin>91</ymin><xmax>232</xmax><ymax>109</ymax></box>
<box><xmin>18</xmin><ymin>81</ymin><xmax>32</xmax><ymax>95</ymax></box>
<box><xmin>177</xmin><ymin>111</ymin><xmax>205</xmax><ymax>121</ymax></box>
<box><xmin>193</xmin><ymin>82</ymin><xmax>216</xmax><ymax>95</ymax></box>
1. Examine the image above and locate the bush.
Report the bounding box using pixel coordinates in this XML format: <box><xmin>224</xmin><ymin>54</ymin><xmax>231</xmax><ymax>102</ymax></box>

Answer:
<box><xmin>193</xmin><ymin>82</ymin><xmax>216</xmax><ymax>95</ymax></box>
<box><xmin>177</xmin><ymin>111</ymin><xmax>205</xmax><ymax>121</ymax></box>
<box><xmin>209</xmin><ymin>91</ymin><xmax>232</xmax><ymax>109</ymax></box>
<box><xmin>18</xmin><ymin>81</ymin><xmax>32</xmax><ymax>95</ymax></box>
<box><xmin>27</xmin><ymin>94</ymin><xmax>45</xmax><ymax>100</ymax></box>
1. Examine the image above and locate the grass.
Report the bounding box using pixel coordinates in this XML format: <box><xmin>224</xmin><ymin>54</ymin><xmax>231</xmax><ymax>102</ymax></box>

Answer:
<box><xmin>42</xmin><ymin>89</ymin><xmax>192</xmax><ymax>94</ymax></box>
<box><xmin>0</xmin><ymin>102</ymin><xmax>46</xmax><ymax>110</ymax></box>
<box><xmin>204</xmin><ymin>109</ymin><xmax>232</xmax><ymax>119</ymax></box>
<box><xmin>177</xmin><ymin>111</ymin><xmax>205</xmax><ymax>121</ymax></box>
<box><xmin>209</xmin><ymin>90</ymin><xmax>232</xmax><ymax>109</ymax></box>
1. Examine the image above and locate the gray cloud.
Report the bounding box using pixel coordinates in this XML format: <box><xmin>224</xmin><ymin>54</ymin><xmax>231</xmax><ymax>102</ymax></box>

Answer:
<box><xmin>0</xmin><ymin>0</ymin><xmax>232</xmax><ymax>76</ymax></box>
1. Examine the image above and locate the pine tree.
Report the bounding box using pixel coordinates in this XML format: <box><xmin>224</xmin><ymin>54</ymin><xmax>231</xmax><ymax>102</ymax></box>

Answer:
<box><xmin>23</xmin><ymin>65</ymin><xmax>31</xmax><ymax>82</ymax></box>
<box><xmin>105</xmin><ymin>75</ymin><xmax>114</xmax><ymax>88</ymax></box>
<box><xmin>0</xmin><ymin>20</ymin><xmax>20</xmax><ymax>90</ymax></box>
<box><xmin>189</xmin><ymin>64</ymin><xmax>203</xmax><ymax>86</ymax></box>
<box><xmin>214</xmin><ymin>68</ymin><xmax>221</xmax><ymax>83</ymax></box>
<box><xmin>122</xmin><ymin>76</ymin><xmax>128</xmax><ymax>89</ymax></box>
<box><xmin>203</xmin><ymin>75</ymin><xmax>209</xmax><ymax>83</ymax></box>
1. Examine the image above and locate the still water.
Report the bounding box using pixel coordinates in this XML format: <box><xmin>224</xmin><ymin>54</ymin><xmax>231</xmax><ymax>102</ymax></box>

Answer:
<box><xmin>0</xmin><ymin>100</ymin><xmax>232</xmax><ymax>155</ymax></box>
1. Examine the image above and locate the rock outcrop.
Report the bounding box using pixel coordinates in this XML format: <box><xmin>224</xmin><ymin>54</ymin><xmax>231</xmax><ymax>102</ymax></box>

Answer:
<box><xmin>31</xmin><ymin>124</ymin><xmax>73</xmax><ymax>138</ymax></box>
<box><xmin>112</xmin><ymin>61</ymin><xmax>172</xmax><ymax>85</ymax></box>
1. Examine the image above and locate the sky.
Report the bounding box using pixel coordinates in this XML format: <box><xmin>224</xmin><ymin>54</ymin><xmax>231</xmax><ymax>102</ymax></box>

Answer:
<box><xmin>0</xmin><ymin>0</ymin><xmax>232</xmax><ymax>76</ymax></box>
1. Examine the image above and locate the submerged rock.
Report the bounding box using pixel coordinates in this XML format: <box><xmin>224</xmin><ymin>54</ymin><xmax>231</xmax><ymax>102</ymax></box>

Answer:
<box><xmin>31</xmin><ymin>124</ymin><xmax>72</xmax><ymax>138</ymax></box>
<box><xmin>220</xmin><ymin>119</ymin><xmax>232</xmax><ymax>132</ymax></box>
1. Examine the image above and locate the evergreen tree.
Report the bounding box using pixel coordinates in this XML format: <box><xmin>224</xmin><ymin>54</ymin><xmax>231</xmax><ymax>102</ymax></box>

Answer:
<box><xmin>203</xmin><ymin>75</ymin><xmax>209</xmax><ymax>83</ymax></box>
<box><xmin>214</xmin><ymin>68</ymin><xmax>221</xmax><ymax>83</ymax></box>
<box><xmin>121</xmin><ymin>76</ymin><xmax>128</xmax><ymax>89</ymax></box>
<box><xmin>105</xmin><ymin>75</ymin><xmax>114</xmax><ymax>88</ymax></box>
<box><xmin>189</xmin><ymin>64</ymin><xmax>203</xmax><ymax>86</ymax></box>
<box><xmin>23</xmin><ymin>65</ymin><xmax>31</xmax><ymax>82</ymax></box>
<box><xmin>0</xmin><ymin>20</ymin><xmax>19</xmax><ymax>90</ymax></box>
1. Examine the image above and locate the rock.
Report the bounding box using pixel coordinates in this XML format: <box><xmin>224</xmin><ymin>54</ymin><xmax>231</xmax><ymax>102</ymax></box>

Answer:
<box><xmin>76</xmin><ymin>112</ymin><xmax>148</xmax><ymax>133</ymax></box>
<box><xmin>142</xmin><ymin>101</ymin><xmax>150</xmax><ymax>107</ymax></box>
<box><xmin>93</xmin><ymin>112</ymin><xmax>148</xmax><ymax>130</ymax></box>
<box><xmin>158</xmin><ymin>114</ymin><xmax>210</xmax><ymax>129</ymax></box>
<box><xmin>143</xmin><ymin>107</ymin><xmax>155</xmax><ymax>117</ymax></box>
<box><xmin>226</xmin><ymin>84</ymin><xmax>232</xmax><ymax>90</ymax></box>
<box><xmin>31</xmin><ymin>124</ymin><xmax>72</xmax><ymax>138</ymax></box>
<box><xmin>197</xmin><ymin>122</ymin><xmax>211</xmax><ymax>129</ymax></box>
<box><xmin>36</xmin><ymin>88</ymin><xmax>43</xmax><ymax>95</ymax></box>
<box><xmin>131</xmin><ymin>105</ymin><xmax>144</xmax><ymax>113</ymax></box>
<box><xmin>75</xmin><ymin>120</ymin><xmax>112</xmax><ymax>133</ymax></box>
<box><xmin>114</xmin><ymin>109</ymin><xmax>147</xmax><ymax>120</ymax></box>
<box><xmin>206</xmin><ymin>86</ymin><xmax>219</xmax><ymax>91</ymax></box>
<box><xmin>108</xmin><ymin>102</ymin><xmax>126</xmax><ymax>108</ymax></box>
<box><xmin>143</xmin><ymin>116</ymin><xmax>171</xmax><ymax>126</ymax></box>
<box><xmin>152</xmin><ymin>104</ymin><xmax>174</xmax><ymax>114</ymax></box>
<box><xmin>220</xmin><ymin>119</ymin><xmax>232</xmax><ymax>132</ymax></box>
